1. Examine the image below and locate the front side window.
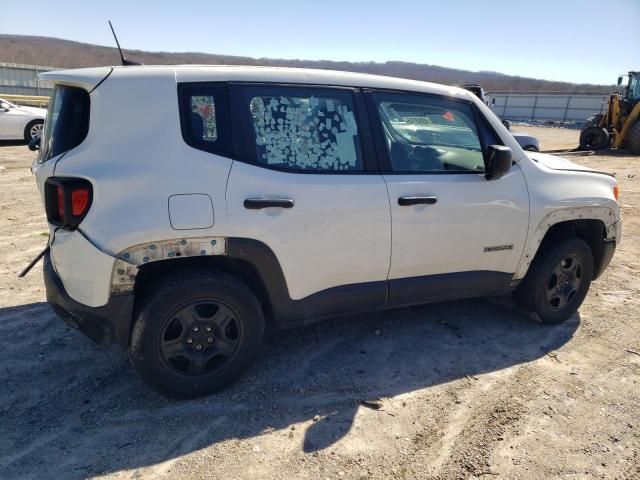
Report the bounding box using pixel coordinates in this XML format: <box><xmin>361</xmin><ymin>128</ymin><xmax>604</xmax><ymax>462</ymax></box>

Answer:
<box><xmin>40</xmin><ymin>86</ymin><xmax>90</xmax><ymax>162</ymax></box>
<box><xmin>373</xmin><ymin>93</ymin><xmax>491</xmax><ymax>173</ymax></box>
<box><xmin>241</xmin><ymin>86</ymin><xmax>363</xmax><ymax>172</ymax></box>
<box><xmin>178</xmin><ymin>83</ymin><xmax>232</xmax><ymax>157</ymax></box>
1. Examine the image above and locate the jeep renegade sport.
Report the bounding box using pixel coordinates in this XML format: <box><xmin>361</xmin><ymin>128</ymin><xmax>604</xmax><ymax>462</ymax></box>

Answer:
<box><xmin>31</xmin><ymin>66</ymin><xmax>621</xmax><ymax>398</ymax></box>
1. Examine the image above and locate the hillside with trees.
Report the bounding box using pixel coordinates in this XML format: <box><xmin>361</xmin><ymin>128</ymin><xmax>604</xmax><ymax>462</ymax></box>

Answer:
<box><xmin>0</xmin><ymin>34</ymin><xmax>612</xmax><ymax>93</ymax></box>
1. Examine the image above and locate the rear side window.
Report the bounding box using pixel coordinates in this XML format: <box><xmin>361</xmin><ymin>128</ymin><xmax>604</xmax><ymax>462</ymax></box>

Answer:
<box><xmin>40</xmin><ymin>86</ymin><xmax>90</xmax><ymax>162</ymax></box>
<box><xmin>236</xmin><ymin>85</ymin><xmax>363</xmax><ymax>172</ymax></box>
<box><xmin>178</xmin><ymin>83</ymin><xmax>232</xmax><ymax>157</ymax></box>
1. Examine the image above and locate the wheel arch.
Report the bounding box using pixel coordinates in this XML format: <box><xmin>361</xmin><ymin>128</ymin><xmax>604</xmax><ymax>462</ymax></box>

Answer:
<box><xmin>514</xmin><ymin>207</ymin><xmax>618</xmax><ymax>282</ymax></box>
<box><xmin>133</xmin><ymin>254</ymin><xmax>274</xmax><ymax>325</ymax></box>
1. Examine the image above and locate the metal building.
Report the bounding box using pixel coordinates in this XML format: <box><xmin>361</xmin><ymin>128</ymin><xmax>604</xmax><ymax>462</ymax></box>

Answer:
<box><xmin>489</xmin><ymin>92</ymin><xmax>608</xmax><ymax>124</ymax></box>
<box><xmin>0</xmin><ymin>62</ymin><xmax>56</xmax><ymax>96</ymax></box>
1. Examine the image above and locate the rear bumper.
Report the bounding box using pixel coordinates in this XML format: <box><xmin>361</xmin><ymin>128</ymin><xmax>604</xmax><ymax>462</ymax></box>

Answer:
<box><xmin>44</xmin><ymin>253</ymin><xmax>133</xmax><ymax>346</ymax></box>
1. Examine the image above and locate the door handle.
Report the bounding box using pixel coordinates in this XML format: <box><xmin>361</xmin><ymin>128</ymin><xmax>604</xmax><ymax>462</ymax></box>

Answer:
<box><xmin>398</xmin><ymin>196</ymin><xmax>438</xmax><ymax>206</ymax></box>
<box><xmin>244</xmin><ymin>198</ymin><xmax>295</xmax><ymax>209</ymax></box>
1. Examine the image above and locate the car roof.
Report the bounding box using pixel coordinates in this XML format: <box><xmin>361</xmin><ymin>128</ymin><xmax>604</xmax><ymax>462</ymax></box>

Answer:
<box><xmin>41</xmin><ymin>65</ymin><xmax>475</xmax><ymax>101</ymax></box>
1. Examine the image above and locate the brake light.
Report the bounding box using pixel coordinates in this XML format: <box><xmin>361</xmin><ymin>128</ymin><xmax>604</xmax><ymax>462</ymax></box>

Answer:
<box><xmin>613</xmin><ymin>185</ymin><xmax>619</xmax><ymax>201</ymax></box>
<box><xmin>44</xmin><ymin>178</ymin><xmax>93</xmax><ymax>229</ymax></box>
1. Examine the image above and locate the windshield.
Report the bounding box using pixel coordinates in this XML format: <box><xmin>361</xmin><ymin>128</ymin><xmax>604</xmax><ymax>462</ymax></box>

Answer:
<box><xmin>40</xmin><ymin>86</ymin><xmax>90</xmax><ymax>163</ymax></box>
<box><xmin>627</xmin><ymin>74</ymin><xmax>640</xmax><ymax>102</ymax></box>
<box><xmin>0</xmin><ymin>98</ymin><xmax>17</xmax><ymax>108</ymax></box>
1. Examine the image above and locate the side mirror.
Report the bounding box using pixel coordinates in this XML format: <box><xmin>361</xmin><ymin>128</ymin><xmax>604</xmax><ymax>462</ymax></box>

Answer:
<box><xmin>617</xmin><ymin>76</ymin><xmax>623</xmax><ymax>86</ymax></box>
<box><xmin>485</xmin><ymin>145</ymin><xmax>512</xmax><ymax>181</ymax></box>
<box><xmin>0</xmin><ymin>103</ymin><xmax>9</xmax><ymax>112</ymax></box>
<box><xmin>28</xmin><ymin>136</ymin><xmax>41</xmax><ymax>151</ymax></box>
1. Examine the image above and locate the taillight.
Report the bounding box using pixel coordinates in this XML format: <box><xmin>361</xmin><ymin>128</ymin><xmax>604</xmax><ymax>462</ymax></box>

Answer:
<box><xmin>45</xmin><ymin>178</ymin><xmax>93</xmax><ymax>229</ymax></box>
<box><xmin>71</xmin><ymin>188</ymin><xmax>90</xmax><ymax>216</ymax></box>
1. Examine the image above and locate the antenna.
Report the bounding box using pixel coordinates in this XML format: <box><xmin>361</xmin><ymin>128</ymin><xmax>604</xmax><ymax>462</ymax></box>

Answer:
<box><xmin>108</xmin><ymin>20</ymin><xmax>142</xmax><ymax>66</ymax></box>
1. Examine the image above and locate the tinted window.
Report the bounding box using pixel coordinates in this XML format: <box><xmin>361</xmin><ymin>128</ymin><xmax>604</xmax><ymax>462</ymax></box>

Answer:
<box><xmin>241</xmin><ymin>86</ymin><xmax>363</xmax><ymax>172</ymax></box>
<box><xmin>178</xmin><ymin>83</ymin><xmax>232</xmax><ymax>157</ymax></box>
<box><xmin>373</xmin><ymin>93</ymin><xmax>488</xmax><ymax>173</ymax></box>
<box><xmin>40</xmin><ymin>86</ymin><xmax>90</xmax><ymax>162</ymax></box>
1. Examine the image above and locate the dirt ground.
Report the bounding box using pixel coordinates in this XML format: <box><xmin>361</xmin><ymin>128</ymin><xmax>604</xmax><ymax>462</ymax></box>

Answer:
<box><xmin>1</xmin><ymin>127</ymin><xmax>639</xmax><ymax>480</ymax></box>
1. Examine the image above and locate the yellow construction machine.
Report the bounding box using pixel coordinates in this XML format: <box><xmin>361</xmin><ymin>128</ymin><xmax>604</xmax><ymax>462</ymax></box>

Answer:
<box><xmin>579</xmin><ymin>71</ymin><xmax>640</xmax><ymax>154</ymax></box>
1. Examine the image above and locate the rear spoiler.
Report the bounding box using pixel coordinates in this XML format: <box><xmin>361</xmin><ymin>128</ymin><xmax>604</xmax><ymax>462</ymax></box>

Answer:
<box><xmin>39</xmin><ymin>67</ymin><xmax>113</xmax><ymax>93</ymax></box>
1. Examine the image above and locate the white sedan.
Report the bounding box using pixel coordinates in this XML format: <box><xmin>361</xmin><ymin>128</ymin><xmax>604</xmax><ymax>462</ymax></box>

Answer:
<box><xmin>0</xmin><ymin>98</ymin><xmax>47</xmax><ymax>142</ymax></box>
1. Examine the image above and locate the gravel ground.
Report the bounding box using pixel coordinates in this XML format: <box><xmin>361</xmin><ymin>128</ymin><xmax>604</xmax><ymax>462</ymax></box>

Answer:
<box><xmin>1</xmin><ymin>127</ymin><xmax>639</xmax><ymax>479</ymax></box>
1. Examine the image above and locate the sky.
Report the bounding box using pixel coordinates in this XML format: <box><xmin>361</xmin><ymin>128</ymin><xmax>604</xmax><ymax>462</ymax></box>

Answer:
<box><xmin>1</xmin><ymin>0</ymin><xmax>638</xmax><ymax>85</ymax></box>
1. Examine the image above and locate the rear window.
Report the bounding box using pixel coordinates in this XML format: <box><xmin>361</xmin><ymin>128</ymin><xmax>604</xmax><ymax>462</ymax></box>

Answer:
<box><xmin>40</xmin><ymin>86</ymin><xmax>90</xmax><ymax>163</ymax></box>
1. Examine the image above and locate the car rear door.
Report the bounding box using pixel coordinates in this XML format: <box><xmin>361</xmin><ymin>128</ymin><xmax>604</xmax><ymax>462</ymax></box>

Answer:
<box><xmin>225</xmin><ymin>84</ymin><xmax>391</xmax><ymax>316</ymax></box>
<box><xmin>365</xmin><ymin>90</ymin><xmax>530</xmax><ymax>306</ymax></box>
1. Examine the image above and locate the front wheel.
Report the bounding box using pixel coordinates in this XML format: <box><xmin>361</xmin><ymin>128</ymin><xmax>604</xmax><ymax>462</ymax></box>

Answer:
<box><xmin>514</xmin><ymin>238</ymin><xmax>593</xmax><ymax>324</ymax></box>
<box><xmin>129</xmin><ymin>269</ymin><xmax>265</xmax><ymax>398</ymax></box>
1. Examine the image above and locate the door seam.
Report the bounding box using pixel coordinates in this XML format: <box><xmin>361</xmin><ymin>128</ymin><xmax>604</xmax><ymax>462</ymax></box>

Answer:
<box><xmin>381</xmin><ymin>174</ymin><xmax>393</xmax><ymax>306</ymax></box>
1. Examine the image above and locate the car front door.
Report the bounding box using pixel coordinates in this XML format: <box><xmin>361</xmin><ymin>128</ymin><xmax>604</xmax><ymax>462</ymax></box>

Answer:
<box><xmin>225</xmin><ymin>84</ymin><xmax>391</xmax><ymax>320</ymax></box>
<box><xmin>366</xmin><ymin>90</ymin><xmax>529</xmax><ymax>306</ymax></box>
<box><xmin>0</xmin><ymin>101</ymin><xmax>24</xmax><ymax>139</ymax></box>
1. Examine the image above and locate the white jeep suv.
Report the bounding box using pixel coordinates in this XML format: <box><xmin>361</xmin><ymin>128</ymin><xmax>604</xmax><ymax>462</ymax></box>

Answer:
<box><xmin>31</xmin><ymin>66</ymin><xmax>621</xmax><ymax>398</ymax></box>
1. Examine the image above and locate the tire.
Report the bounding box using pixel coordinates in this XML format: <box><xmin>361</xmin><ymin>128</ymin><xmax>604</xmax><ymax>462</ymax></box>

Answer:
<box><xmin>579</xmin><ymin>126</ymin><xmax>611</xmax><ymax>151</ymax></box>
<box><xmin>583</xmin><ymin>114</ymin><xmax>603</xmax><ymax>129</ymax></box>
<box><xmin>523</xmin><ymin>145</ymin><xmax>539</xmax><ymax>152</ymax></box>
<box><xmin>513</xmin><ymin>238</ymin><xmax>594</xmax><ymax>325</ymax></box>
<box><xmin>24</xmin><ymin>120</ymin><xmax>44</xmax><ymax>142</ymax></box>
<box><xmin>627</xmin><ymin>120</ymin><xmax>640</xmax><ymax>155</ymax></box>
<box><xmin>129</xmin><ymin>269</ymin><xmax>265</xmax><ymax>398</ymax></box>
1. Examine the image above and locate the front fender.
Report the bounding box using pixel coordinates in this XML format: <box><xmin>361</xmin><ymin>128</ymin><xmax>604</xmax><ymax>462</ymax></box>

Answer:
<box><xmin>513</xmin><ymin>206</ymin><xmax>619</xmax><ymax>280</ymax></box>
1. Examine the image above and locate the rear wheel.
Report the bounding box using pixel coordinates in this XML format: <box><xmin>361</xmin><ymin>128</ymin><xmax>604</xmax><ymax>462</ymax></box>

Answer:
<box><xmin>579</xmin><ymin>126</ymin><xmax>611</xmax><ymax>151</ymax></box>
<box><xmin>627</xmin><ymin>120</ymin><xmax>640</xmax><ymax>155</ymax></box>
<box><xmin>129</xmin><ymin>269</ymin><xmax>265</xmax><ymax>398</ymax></box>
<box><xmin>24</xmin><ymin>120</ymin><xmax>44</xmax><ymax>142</ymax></box>
<box><xmin>514</xmin><ymin>238</ymin><xmax>593</xmax><ymax>324</ymax></box>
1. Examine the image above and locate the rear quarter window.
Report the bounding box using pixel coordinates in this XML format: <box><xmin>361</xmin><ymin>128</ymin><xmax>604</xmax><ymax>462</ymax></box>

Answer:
<box><xmin>40</xmin><ymin>86</ymin><xmax>90</xmax><ymax>162</ymax></box>
<box><xmin>178</xmin><ymin>83</ymin><xmax>232</xmax><ymax>157</ymax></box>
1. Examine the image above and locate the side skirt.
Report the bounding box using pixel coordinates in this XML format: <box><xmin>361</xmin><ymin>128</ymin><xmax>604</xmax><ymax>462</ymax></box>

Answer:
<box><xmin>227</xmin><ymin>238</ymin><xmax>514</xmax><ymax>329</ymax></box>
